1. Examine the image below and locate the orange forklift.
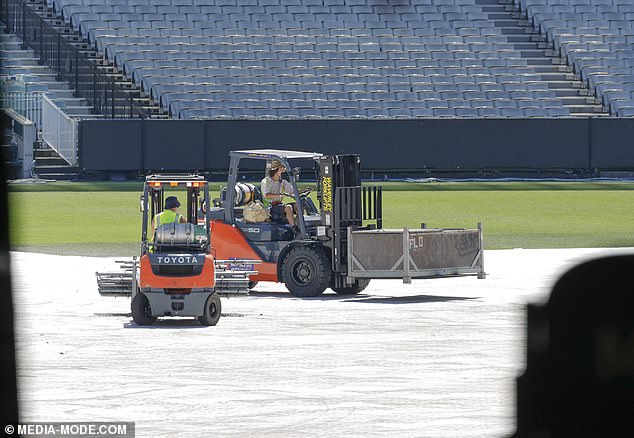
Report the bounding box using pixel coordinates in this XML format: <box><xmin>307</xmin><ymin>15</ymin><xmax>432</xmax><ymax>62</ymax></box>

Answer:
<box><xmin>97</xmin><ymin>174</ymin><xmax>255</xmax><ymax>326</ymax></box>
<box><xmin>206</xmin><ymin>149</ymin><xmax>485</xmax><ymax>298</ymax></box>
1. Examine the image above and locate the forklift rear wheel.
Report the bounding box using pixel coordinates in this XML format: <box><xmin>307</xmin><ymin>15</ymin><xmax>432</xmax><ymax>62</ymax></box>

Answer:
<box><xmin>281</xmin><ymin>245</ymin><xmax>331</xmax><ymax>297</ymax></box>
<box><xmin>131</xmin><ymin>292</ymin><xmax>157</xmax><ymax>326</ymax></box>
<box><xmin>198</xmin><ymin>293</ymin><xmax>221</xmax><ymax>326</ymax></box>
<box><xmin>332</xmin><ymin>278</ymin><xmax>370</xmax><ymax>295</ymax></box>
<box><xmin>248</xmin><ymin>281</ymin><xmax>258</xmax><ymax>289</ymax></box>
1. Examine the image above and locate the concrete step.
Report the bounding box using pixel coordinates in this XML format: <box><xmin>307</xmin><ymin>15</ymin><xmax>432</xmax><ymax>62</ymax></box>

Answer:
<box><xmin>34</xmin><ymin>147</ymin><xmax>61</xmax><ymax>158</ymax></box>
<box><xmin>45</xmin><ymin>89</ymin><xmax>75</xmax><ymax>99</ymax></box>
<box><xmin>64</xmin><ymin>106</ymin><xmax>94</xmax><ymax>116</ymax></box>
<box><xmin>488</xmin><ymin>12</ymin><xmax>519</xmax><ymax>20</ymax></box>
<box><xmin>558</xmin><ymin>96</ymin><xmax>601</xmax><ymax>106</ymax></box>
<box><xmin>566</xmin><ymin>105</ymin><xmax>609</xmax><ymax>114</ymax></box>
<box><xmin>28</xmin><ymin>80</ymin><xmax>70</xmax><ymax>90</ymax></box>
<box><xmin>1</xmin><ymin>58</ymin><xmax>41</xmax><ymax>67</ymax></box>
<box><xmin>493</xmin><ymin>20</ymin><xmax>532</xmax><ymax>28</ymax></box>
<box><xmin>34</xmin><ymin>163</ymin><xmax>79</xmax><ymax>173</ymax></box>
<box><xmin>524</xmin><ymin>57</ymin><xmax>565</xmax><ymax>66</ymax></box>
<box><xmin>10</xmin><ymin>72</ymin><xmax>55</xmax><ymax>82</ymax></box>
<box><xmin>0</xmin><ymin>33</ymin><xmax>22</xmax><ymax>41</ymax></box>
<box><xmin>531</xmin><ymin>65</ymin><xmax>571</xmax><ymax>73</ymax></box>
<box><xmin>511</xmin><ymin>42</ymin><xmax>547</xmax><ymax>50</ymax></box>
<box><xmin>1</xmin><ymin>64</ymin><xmax>53</xmax><ymax>75</ymax></box>
<box><xmin>499</xmin><ymin>27</ymin><xmax>541</xmax><ymax>35</ymax></box>
<box><xmin>539</xmin><ymin>72</ymin><xmax>577</xmax><ymax>81</ymax></box>
<box><xmin>546</xmin><ymin>80</ymin><xmax>585</xmax><ymax>89</ymax></box>
<box><xmin>520</xmin><ymin>49</ymin><xmax>557</xmax><ymax>58</ymax></box>
<box><xmin>34</xmin><ymin>155</ymin><xmax>67</xmax><ymax>166</ymax></box>
<box><xmin>551</xmin><ymin>88</ymin><xmax>594</xmax><ymax>97</ymax></box>
<box><xmin>505</xmin><ymin>34</ymin><xmax>546</xmax><ymax>43</ymax></box>
<box><xmin>32</xmin><ymin>170</ymin><xmax>80</xmax><ymax>181</ymax></box>
<box><xmin>481</xmin><ymin>5</ymin><xmax>510</xmax><ymax>12</ymax></box>
<box><xmin>0</xmin><ymin>48</ymin><xmax>37</xmax><ymax>57</ymax></box>
<box><xmin>0</xmin><ymin>41</ymin><xmax>24</xmax><ymax>50</ymax></box>
<box><xmin>52</xmin><ymin>97</ymin><xmax>89</xmax><ymax>106</ymax></box>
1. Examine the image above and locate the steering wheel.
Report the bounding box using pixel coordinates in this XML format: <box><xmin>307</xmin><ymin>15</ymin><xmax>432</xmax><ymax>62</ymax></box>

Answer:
<box><xmin>298</xmin><ymin>190</ymin><xmax>318</xmax><ymax>215</ymax></box>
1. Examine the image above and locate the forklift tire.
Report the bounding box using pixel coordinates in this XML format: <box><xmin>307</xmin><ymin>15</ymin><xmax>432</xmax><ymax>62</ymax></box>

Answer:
<box><xmin>332</xmin><ymin>279</ymin><xmax>370</xmax><ymax>295</ymax></box>
<box><xmin>131</xmin><ymin>292</ymin><xmax>157</xmax><ymax>326</ymax></box>
<box><xmin>198</xmin><ymin>293</ymin><xmax>221</xmax><ymax>326</ymax></box>
<box><xmin>248</xmin><ymin>281</ymin><xmax>258</xmax><ymax>289</ymax></box>
<box><xmin>281</xmin><ymin>245</ymin><xmax>332</xmax><ymax>297</ymax></box>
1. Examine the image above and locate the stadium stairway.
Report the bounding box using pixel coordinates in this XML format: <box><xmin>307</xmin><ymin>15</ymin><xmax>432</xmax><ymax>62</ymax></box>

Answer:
<box><xmin>484</xmin><ymin>0</ymin><xmax>608</xmax><ymax>116</ymax></box>
<box><xmin>11</xmin><ymin>0</ymin><xmax>166</xmax><ymax>118</ymax></box>
<box><xmin>32</xmin><ymin>142</ymin><xmax>80</xmax><ymax>181</ymax></box>
<box><xmin>1</xmin><ymin>31</ymin><xmax>84</xmax><ymax>180</ymax></box>
<box><xmin>0</xmin><ymin>33</ymin><xmax>93</xmax><ymax>117</ymax></box>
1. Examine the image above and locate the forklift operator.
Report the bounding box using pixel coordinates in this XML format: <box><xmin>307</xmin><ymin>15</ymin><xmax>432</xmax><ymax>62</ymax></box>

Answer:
<box><xmin>261</xmin><ymin>160</ymin><xmax>296</xmax><ymax>227</ymax></box>
<box><xmin>151</xmin><ymin>195</ymin><xmax>187</xmax><ymax>232</ymax></box>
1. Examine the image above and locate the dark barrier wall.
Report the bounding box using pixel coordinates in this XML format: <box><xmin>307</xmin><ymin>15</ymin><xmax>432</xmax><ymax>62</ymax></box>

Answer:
<box><xmin>79</xmin><ymin>119</ymin><xmax>634</xmax><ymax>173</ymax></box>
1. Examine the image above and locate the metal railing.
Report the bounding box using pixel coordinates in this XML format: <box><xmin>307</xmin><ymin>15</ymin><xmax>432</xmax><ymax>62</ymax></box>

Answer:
<box><xmin>0</xmin><ymin>91</ymin><xmax>43</xmax><ymax>127</ymax></box>
<box><xmin>41</xmin><ymin>94</ymin><xmax>78</xmax><ymax>165</ymax></box>
<box><xmin>2</xmin><ymin>0</ymin><xmax>148</xmax><ymax>119</ymax></box>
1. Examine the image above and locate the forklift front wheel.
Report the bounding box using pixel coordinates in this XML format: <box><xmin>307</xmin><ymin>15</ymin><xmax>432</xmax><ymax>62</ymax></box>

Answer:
<box><xmin>281</xmin><ymin>245</ymin><xmax>331</xmax><ymax>297</ymax></box>
<box><xmin>198</xmin><ymin>293</ymin><xmax>221</xmax><ymax>326</ymax></box>
<box><xmin>131</xmin><ymin>292</ymin><xmax>157</xmax><ymax>326</ymax></box>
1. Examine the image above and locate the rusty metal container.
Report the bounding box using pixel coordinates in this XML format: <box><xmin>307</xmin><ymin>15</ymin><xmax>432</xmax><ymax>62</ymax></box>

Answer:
<box><xmin>347</xmin><ymin>226</ymin><xmax>484</xmax><ymax>283</ymax></box>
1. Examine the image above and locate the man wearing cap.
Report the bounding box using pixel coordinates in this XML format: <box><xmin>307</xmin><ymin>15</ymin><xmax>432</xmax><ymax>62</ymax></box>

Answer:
<box><xmin>151</xmin><ymin>195</ymin><xmax>187</xmax><ymax>233</ymax></box>
<box><xmin>261</xmin><ymin>160</ymin><xmax>296</xmax><ymax>227</ymax></box>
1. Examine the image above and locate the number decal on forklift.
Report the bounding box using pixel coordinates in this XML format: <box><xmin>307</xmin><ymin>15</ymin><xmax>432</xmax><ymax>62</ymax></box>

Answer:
<box><xmin>322</xmin><ymin>177</ymin><xmax>333</xmax><ymax>212</ymax></box>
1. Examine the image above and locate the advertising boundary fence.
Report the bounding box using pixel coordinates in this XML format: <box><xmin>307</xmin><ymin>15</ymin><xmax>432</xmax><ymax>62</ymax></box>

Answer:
<box><xmin>79</xmin><ymin>118</ymin><xmax>634</xmax><ymax>175</ymax></box>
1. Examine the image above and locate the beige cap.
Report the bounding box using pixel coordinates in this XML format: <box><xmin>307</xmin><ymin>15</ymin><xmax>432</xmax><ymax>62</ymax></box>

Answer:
<box><xmin>270</xmin><ymin>159</ymin><xmax>283</xmax><ymax>171</ymax></box>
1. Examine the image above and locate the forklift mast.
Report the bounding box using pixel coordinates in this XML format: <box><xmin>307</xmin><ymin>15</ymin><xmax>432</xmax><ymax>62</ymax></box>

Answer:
<box><xmin>318</xmin><ymin>154</ymin><xmax>383</xmax><ymax>275</ymax></box>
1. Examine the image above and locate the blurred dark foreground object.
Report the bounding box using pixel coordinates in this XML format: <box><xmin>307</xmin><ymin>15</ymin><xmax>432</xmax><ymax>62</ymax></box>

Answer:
<box><xmin>513</xmin><ymin>256</ymin><xmax>634</xmax><ymax>437</ymax></box>
<box><xmin>0</xmin><ymin>141</ymin><xmax>19</xmax><ymax>424</ymax></box>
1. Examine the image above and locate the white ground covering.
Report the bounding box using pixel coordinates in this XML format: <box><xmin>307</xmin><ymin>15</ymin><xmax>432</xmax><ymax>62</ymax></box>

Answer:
<box><xmin>10</xmin><ymin>248</ymin><xmax>634</xmax><ymax>437</ymax></box>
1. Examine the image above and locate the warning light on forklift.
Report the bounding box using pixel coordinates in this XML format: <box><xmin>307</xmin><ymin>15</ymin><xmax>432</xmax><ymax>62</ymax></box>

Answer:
<box><xmin>170</xmin><ymin>181</ymin><xmax>179</xmax><ymax>187</ymax></box>
<box><xmin>150</xmin><ymin>182</ymin><xmax>162</xmax><ymax>187</ymax></box>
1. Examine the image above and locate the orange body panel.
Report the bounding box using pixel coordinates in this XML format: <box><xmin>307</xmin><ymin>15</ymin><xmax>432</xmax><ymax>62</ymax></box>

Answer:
<box><xmin>139</xmin><ymin>254</ymin><xmax>215</xmax><ymax>289</ymax></box>
<box><xmin>210</xmin><ymin>220</ymin><xmax>279</xmax><ymax>282</ymax></box>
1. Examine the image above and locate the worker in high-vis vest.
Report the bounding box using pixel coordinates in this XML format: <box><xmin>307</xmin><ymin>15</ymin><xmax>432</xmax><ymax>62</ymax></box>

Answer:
<box><xmin>149</xmin><ymin>196</ymin><xmax>187</xmax><ymax>253</ymax></box>
<box><xmin>151</xmin><ymin>196</ymin><xmax>187</xmax><ymax>233</ymax></box>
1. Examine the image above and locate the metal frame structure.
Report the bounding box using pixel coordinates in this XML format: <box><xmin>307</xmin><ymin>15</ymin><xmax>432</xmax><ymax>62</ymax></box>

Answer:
<box><xmin>346</xmin><ymin>224</ymin><xmax>485</xmax><ymax>284</ymax></box>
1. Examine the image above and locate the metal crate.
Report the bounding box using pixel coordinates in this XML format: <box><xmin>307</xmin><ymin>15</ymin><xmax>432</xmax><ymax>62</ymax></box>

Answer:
<box><xmin>347</xmin><ymin>225</ymin><xmax>484</xmax><ymax>283</ymax></box>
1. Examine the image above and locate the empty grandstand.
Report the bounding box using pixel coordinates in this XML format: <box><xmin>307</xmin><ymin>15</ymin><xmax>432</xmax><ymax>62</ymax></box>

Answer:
<box><xmin>5</xmin><ymin>0</ymin><xmax>628</xmax><ymax>120</ymax></box>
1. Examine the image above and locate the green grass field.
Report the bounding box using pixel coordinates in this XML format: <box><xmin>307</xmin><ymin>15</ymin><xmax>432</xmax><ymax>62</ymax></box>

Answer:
<box><xmin>8</xmin><ymin>181</ymin><xmax>634</xmax><ymax>255</ymax></box>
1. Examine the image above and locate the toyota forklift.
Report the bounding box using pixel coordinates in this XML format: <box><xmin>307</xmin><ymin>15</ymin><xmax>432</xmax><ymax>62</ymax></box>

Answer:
<box><xmin>207</xmin><ymin>149</ymin><xmax>485</xmax><ymax>297</ymax></box>
<box><xmin>96</xmin><ymin>174</ymin><xmax>256</xmax><ymax>326</ymax></box>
